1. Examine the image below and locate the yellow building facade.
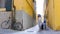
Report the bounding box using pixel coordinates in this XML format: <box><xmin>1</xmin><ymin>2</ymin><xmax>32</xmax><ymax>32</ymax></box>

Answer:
<box><xmin>14</xmin><ymin>0</ymin><xmax>34</xmax><ymax>17</ymax></box>
<box><xmin>46</xmin><ymin>0</ymin><xmax>60</xmax><ymax>30</ymax></box>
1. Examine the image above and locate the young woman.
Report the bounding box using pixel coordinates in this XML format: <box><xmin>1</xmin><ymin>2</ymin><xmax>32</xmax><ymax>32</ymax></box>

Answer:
<box><xmin>38</xmin><ymin>14</ymin><xmax>43</xmax><ymax>31</ymax></box>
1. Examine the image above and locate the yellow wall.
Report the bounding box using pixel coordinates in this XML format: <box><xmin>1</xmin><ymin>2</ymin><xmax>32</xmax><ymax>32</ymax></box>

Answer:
<box><xmin>47</xmin><ymin>0</ymin><xmax>60</xmax><ymax>30</ymax></box>
<box><xmin>14</xmin><ymin>0</ymin><xmax>34</xmax><ymax>17</ymax></box>
<box><xmin>47</xmin><ymin>0</ymin><xmax>55</xmax><ymax>29</ymax></box>
<box><xmin>54</xmin><ymin>0</ymin><xmax>60</xmax><ymax>30</ymax></box>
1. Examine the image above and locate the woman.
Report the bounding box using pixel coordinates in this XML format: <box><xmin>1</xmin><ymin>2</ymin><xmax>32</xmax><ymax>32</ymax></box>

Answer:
<box><xmin>38</xmin><ymin>14</ymin><xmax>43</xmax><ymax>31</ymax></box>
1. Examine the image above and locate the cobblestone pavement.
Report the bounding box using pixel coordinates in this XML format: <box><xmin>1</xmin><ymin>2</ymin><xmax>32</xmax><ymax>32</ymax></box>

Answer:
<box><xmin>0</xmin><ymin>25</ymin><xmax>60</xmax><ymax>34</ymax></box>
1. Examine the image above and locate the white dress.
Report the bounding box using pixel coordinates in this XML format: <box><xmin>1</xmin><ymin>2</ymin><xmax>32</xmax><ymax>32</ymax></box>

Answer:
<box><xmin>38</xmin><ymin>18</ymin><xmax>42</xmax><ymax>28</ymax></box>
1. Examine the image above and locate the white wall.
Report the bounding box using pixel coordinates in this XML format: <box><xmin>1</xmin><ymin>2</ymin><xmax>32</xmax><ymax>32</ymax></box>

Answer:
<box><xmin>0</xmin><ymin>0</ymin><xmax>5</xmax><ymax>8</ymax></box>
<box><xmin>0</xmin><ymin>12</ymin><xmax>11</xmax><ymax>28</ymax></box>
<box><xmin>23</xmin><ymin>11</ymin><xmax>33</xmax><ymax>30</ymax></box>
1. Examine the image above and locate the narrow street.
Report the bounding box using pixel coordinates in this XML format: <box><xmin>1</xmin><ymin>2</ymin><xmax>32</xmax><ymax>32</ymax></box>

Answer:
<box><xmin>0</xmin><ymin>25</ymin><xmax>60</xmax><ymax>34</ymax></box>
<box><xmin>0</xmin><ymin>0</ymin><xmax>60</xmax><ymax>34</ymax></box>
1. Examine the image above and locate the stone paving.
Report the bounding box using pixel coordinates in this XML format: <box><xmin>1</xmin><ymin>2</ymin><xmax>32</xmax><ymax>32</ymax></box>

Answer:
<box><xmin>0</xmin><ymin>25</ymin><xmax>60</xmax><ymax>34</ymax></box>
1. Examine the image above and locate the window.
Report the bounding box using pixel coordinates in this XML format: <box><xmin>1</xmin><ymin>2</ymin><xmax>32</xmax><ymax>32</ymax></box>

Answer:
<box><xmin>5</xmin><ymin>0</ymin><xmax>12</xmax><ymax>11</ymax></box>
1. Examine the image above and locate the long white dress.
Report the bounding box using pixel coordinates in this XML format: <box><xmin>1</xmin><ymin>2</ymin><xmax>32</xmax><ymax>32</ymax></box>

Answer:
<box><xmin>38</xmin><ymin>18</ymin><xmax>42</xmax><ymax>29</ymax></box>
